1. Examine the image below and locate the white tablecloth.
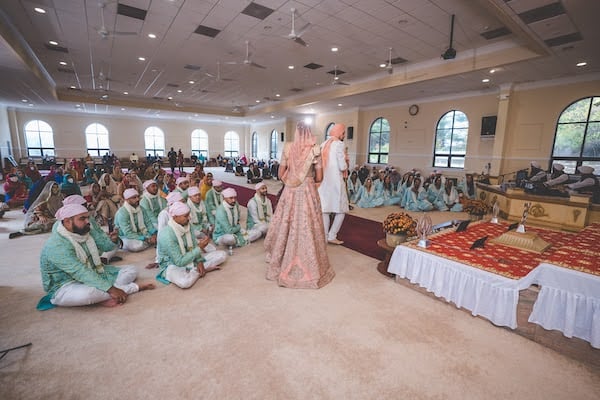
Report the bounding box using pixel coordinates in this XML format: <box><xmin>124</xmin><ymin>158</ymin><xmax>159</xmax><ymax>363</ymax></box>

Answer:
<box><xmin>388</xmin><ymin>245</ymin><xmax>521</xmax><ymax>329</ymax></box>
<box><xmin>388</xmin><ymin>246</ymin><xmax>600</xmax><ymax>348</ymax></box>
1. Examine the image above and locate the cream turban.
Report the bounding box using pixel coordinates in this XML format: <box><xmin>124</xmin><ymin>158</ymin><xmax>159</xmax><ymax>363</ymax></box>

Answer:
<box><xmin>166</xmin><ymin>191</ymin><xmax>184</xmax><ymax>205</ymax></box>
<box><xmin>221</xmin><ymin>188</ymin><xmax>237</xmax><ymax>198</ymax></box>
<box><xmin>168</xmin><ymin>202</ymin><xmax>190</xmax><ymax>217</ymax></box>
<box><xmin>63</xmin><ymin>195</ymin><xmax>86</xmax><ymax>206</ymax></box>
<box><xmin>255</xmin><ymin>182</ymin><xmax>266</xmax><ymax>190</ymax></box>
<box><xmin>188</xmin><ymin>186</ymin><xmax>200</xmax><ymax>196</ymax></box>
<box><xmin>143</xmin><ymin>180</ymin><xmax>156</xmax><ymax>189</ymax></box>
<box><xmin>55</xmin><ymin>204</ymin><xmax>88</xmax><ymax>221</ymax></box>
<box><xmin>212</xmin><ymin>180</ymin><xmax>223</xmax><ymax>187</ymax></box>
<box><xmin>553</xmin><ymin>163</ymin><xmax>564</xmax><ymax>171</ymax></box>
<box><xmin>176</xmin><ymin>176</ymin><xmax>189</xmax><ymax>185</ymax></box>
<box><xmin>123</xmin><ymin>188</ymin><xmax>139</xmax><ymax>199</ymax></box>
<box><xmin>578</xmin><ymin>166</ymin><xmax>594</xmax><ymax>174</ymax></box>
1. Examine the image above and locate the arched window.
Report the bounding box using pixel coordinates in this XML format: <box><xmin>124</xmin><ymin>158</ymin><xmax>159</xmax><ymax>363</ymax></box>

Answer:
<box><xmin>85</xmin><ymin>123</ymin><xmax>109</xmax><ymax>157</ymax></box>
<box><xmin>270</xmin><ymin>130</ymin><xmax>278</xmax><ymax>160</ymax></box>
<box><xmin>251</xmin><ymin>132</ymin><xmax>258</xmax><ymax>158</ymax></box>
<box><xmin>325</xmin><ymin>122</ymin><xmax>335</xmax><ymax>140</ymax></box>
<box><xmin>191</xmin><ymin>129</ymin><xmax>209</xmax><ymax>158</ymax></box>
<box><xmin>224</xmin><ymin>131</ymin><xmax>240</xmax><ymax>158</ymax></box>
<box><xmin>145</xmin><ymin>126</ymin><xmax>165</xmax><ymax>157</ymax></box>
<box><xmin>24</xmin><ymin>120</ymin><xmax>55</xmax><ymax>157</ymax></box>
<box><xmin>551</xmin><ymin>96</ymin><xmax>600</xmax><ymax>174</ymax></box>
<box><xmin>368</xmin><ymin>117</ymin><xmax>390</xmax><ymax>164</ymax></box>
<box><xmin>434</xmin><ymin>110</ymin><xmax>468</xmax><ymax>168</ymax></box>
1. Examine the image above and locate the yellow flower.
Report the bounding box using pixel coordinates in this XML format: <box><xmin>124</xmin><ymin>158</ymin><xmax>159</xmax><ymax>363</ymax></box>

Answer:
<box><xmin>383</xmin><ymin>212</ymin><xmax>417</xmax><ymax>236</ymax></box>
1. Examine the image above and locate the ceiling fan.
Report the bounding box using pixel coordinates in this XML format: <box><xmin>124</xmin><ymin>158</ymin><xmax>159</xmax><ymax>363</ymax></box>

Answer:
<box><xmin>285</xmin><ymin>8</ymin><xmax>310</xmax><ymax>46</ymax></box>
<box><xmin>205</xmin><ymin>62</ymin><xmax>235</xmax><ymax>82</ymax></box>
<box><xmin>331</xmin><ymin>66</ymin><xmax>349</xmax><ymax>86</ymax></box>
<box><xmin>225</xmin><ymin>41</ymin><xmax>266</xmax><ymax>69</ymax></box>
<box><xmin>96</xmin><ymin>2</ymin><xmax>137</xmax><ymax>39</ymax></box>
<box><xmin>441</xmin><ymin>14</ymin><xmax>457</xmax><ymax>60</ymax></box>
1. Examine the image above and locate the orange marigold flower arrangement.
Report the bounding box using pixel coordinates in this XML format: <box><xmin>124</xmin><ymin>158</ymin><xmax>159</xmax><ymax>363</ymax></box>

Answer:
<box><xmin>382</xmin><ymin>212</ymin><xmax>417</xmax><ymax>236</ymax></box>
<box><xmin>463</xmin><ymin>199</ymin><xmax>491</xmax><ymax>215</ymax></box>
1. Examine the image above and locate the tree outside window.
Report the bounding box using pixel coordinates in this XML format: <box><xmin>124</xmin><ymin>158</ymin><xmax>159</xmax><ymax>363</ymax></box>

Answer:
<box><xmin>85</xmin><ymin>123</ymin><xmax>110</xmax><ymax>157</ymax></box>
<box><xmin>224</xmin><ymin>131</ymin><xmax>239</xmax><ymax>158</ymax></box>
<box><xmin>270</xmin><ymin>130</ymin><xmax>278</xmax><ymax>160</ymax></box>
<box><xmin>145</xmin><ymin>126</ymin><xmax>165</xmax><ymax>157</ymax></box>
<box><xmin>433</xmin><ymin>110</ymin><xmax>468</xmax><ymax>169</ymax></box>
<box><xmin>25</xmin><ymin>120</ymin><xmax>55</xmax><ymax>157</ymax></box>
<box><xmin>368</xmin><ymin>117</ymin><xmax>390</xmax><ymax>164</ymax></box>
<box><xmin>251</xmin><ymin>132</ymin><xmax>258</xmax><ymax>158</ymax></box>
<box><xmin>191</xmin><ymin>129</ymin><xmax>209</xmax><ymax>158</ymax></box>
<box><xmin>551</xmin><ymin>96</ymin><xmax>600</xmax><ymax>174</ymax></box>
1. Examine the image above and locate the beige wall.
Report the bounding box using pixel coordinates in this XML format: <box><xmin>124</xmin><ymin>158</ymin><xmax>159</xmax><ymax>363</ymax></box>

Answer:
<box><xmin>6</xmin><ymin>77</ymin><xmax>600</xmax><ymax>178</ymax></box>
<box><xmin>0</xmin><ymin>106</ymin><xmax>13</xmax><ymax>170</ymax></box>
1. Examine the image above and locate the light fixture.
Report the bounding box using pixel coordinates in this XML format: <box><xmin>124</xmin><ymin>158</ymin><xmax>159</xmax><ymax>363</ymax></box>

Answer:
<box><xmin>167</xmin><ymin>96</ymin><xmax>173</xmax><ymax>100</ymax></box>
<box><xmin>75</xmin><ymin>104</ymin><xmax>81</xmax><ymax>108</ymax></box>
<box><xmin>304</xmin><ymin>117</ymin><xmax>313</xmax><ymax>125</ymax></box>
<box><xmin>28</xmin><ymin>103</ymin><xmax>34</xmax><ymax>107</ymax></box>
<box><xmin>379</xmin><ymin>63</ymin><xmax>387</xmax><ymax>68</ymax></box>
<box><xmin>177</xmin><ymin>89</ymin><xmax>182</xmax><ymax>93</ymax></box>
<box><xmin>138</xmin><ymin>56</ymin><xmax>146</xmax><ymax>61</ymax></box>
<box><xmin>70</xmin><ymin>85</ymin><xmax>76</xmax><ymax>89</ymax></box>
<box><xmin>121</xmin><ymin>108</ymin><xmax>125</xmax><ymax>111</ymax></box>
<box><xmin>337</xmin><ymin>103</ymin><xmax>343</xmax><ymax>107</ymax></box>
<box><xmin>21</xmin><ymin>99</ymin><xmax>28</xmax><ymax>103</ymax></box>
<box><xmin>123</xmin><ymin>91</ymin><xmax>128</xmax><ymax>95</ymax></box>
<box><xmin>482</xmin><ymin>78</ymin><xmax>490</xmax><ymax>83</ymax></box>
<box><xmin>489</xmin><ymin>69</ymin><xmax>496</xmax><ymax>74</ymax></box>
<box><xmin>34</xmin><ymin>7</ymin><xmax>46</xmax><ymax>14</ymax></box>
<box><xmin>148</xmin><ymin>33</ymin><xmax>157</xmax><ymax>39</ymax></box>
<box><xmin>331</xmin><ymin>47</ymin><xmax>338</xmax><ymax>52</ymax></box>
<box><xmin>288</xmin><ymin>65</ymin><xmax>294</xmax><ymax>69</ymax></box>
<box><xmin>255</xmin><ymin>100</ymin><xmax>261</xmax><ymax>103</ymax></box>
<box><xmin>576</xmin><ymin>61</ymin><xmax>587</xmax><ymax>67</ymax></box>
<box><xmin>59</xmin><ymin>61</ymin><xmax>67</xmax><ymax>66</ymax></box>
<box><xmin>270</xmin><ymin>115</ymin><xmax>274</xmax><ymax>118</ymax></box>
<box><xmin>49</xmin><ymin>40</ymin><xmax>58</xmax><ymax>46</ymax></box>
<box><xmin>275</xmin><ymin>93</ymin><xmax>280</xmax><ymax>97</ymax></box>
<box><xmin>188</xmin><ymin>80</ymin><xmax>195</xmax><ymax>84</ymax></box>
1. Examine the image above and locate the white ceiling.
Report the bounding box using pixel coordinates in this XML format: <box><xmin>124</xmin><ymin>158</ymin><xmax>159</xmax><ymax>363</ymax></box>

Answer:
<box><xmin>0</xmin><ymin>0</ymin><xmax>598</xmax><ymax>122</ymax></box>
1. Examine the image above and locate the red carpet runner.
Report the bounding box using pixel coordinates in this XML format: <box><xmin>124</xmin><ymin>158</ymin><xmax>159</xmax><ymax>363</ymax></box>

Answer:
<box><xmin>223</xmin><ymin>182</ymin><xmax>386</xmax><ymax>260</ymax></box>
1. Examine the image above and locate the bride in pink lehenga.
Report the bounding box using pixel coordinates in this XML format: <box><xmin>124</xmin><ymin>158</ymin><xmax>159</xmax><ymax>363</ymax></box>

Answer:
<box><xmin>264</xmin><ymin>122</ymin><xmax>334</xmax><ymax>289</ymax></box>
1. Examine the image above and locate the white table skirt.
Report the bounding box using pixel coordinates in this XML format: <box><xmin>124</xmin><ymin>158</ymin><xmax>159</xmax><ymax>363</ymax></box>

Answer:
<box><xmin>388</xmin><ymin>246</ymin><xmax>521</xmax><ymax>329</ymax></box>
<box><xmin>517</xmin><ymin>263</ymin><xmax>600</xmax><ymax>348</ymax></box>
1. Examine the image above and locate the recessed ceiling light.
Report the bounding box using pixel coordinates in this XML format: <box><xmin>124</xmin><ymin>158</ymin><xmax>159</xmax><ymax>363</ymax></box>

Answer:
<box><xmin>21</xmin><ymin>99</ymin><xmax>28</xmax><ymax>103</ymax></box>
<box><xmin>70</xmin><ymin>85</ymin><xmax>76</xmax><ymax>89</ymax></box>
<box><xmin>167</xmin><ymin>96</ymin><xmax>173</xmax><ymax>100</ymax></box>
<box><xmin>255</xmin><ymin>100</ymin><xmax>261</xmax><ymax>103</ymax></box>
<box><xmin>576</xmin><ymin>61</ymin><xmax>587</xmax><ymax>67</ymax></box>
<box><xmin>489</xmin><ymin>69</ymin><xmax>496</xmax><ymax>74</ymax></box>
<box><xmin>177</xmin><ymin>89</ymin><xmax>182</xmax><ymax>93</ymax></box>
<box><xmin>59</xmin><ymin>61</ymin><xmax>67</xmax><ymax>66</ymax></box>
<box><xmin>148</xmin><ymin>33</ymin><xmax>157</xmax><ymax>39</ymax></box>
<box><xmin>121</xmin><ymin>108</ymin><xmax>125</xmax><ymax>111</ymax></box>
<box><xmin>188</xmin><ymin>80</ymin><xmax>195</xmax><ymax>84</ymax></box>
<box><xmin>337</xmin><ymin>103</ymin><xmax>343</xmax><ymax>107</ymax></box>
<box><xmin>288</xmin><ymin>65</ymin><xmax>294</xmax><ymax>69</ymax></box>
<box><xmin>123</xmin><ymin>91</ymin><xmax>128</xmax><ymax>95</ymax></box>
<box><xmin>138</xmin><ymin>56</ymin><xmax>146</xmax><ymax>61</ymax></box>
<box><xmin>49</xmin><ymin>40</ymin><xmax>58</xmax><ymax>46</ymax></box>
<box><xmin>304</xmin><ymin>117</ymin><xmax>313</xmax><ymax>125</ymax></box>
<box><xmin>28</xmin><ymin>103</ymin><xmax>34</xmax><ymax>107</ymax></box>
<box><xmin>270</xmin><ymin>115</ymin><xmax>274</xmax><ymax>118</ymax></box>
<box><xmin>331</xmin><ymin>47</ymin><xmax>338</xmax><ymax>52</ymax></box>
<box><xmin>275</xmin><ymin>93</ymin><xmax>280</xmax><ymax>97</ymax></box>
<box><xmin>379</xmin><ymin>63</ymin><xmax>387</xmax><ymax>68</ymax></box>
<box><xmin>482</xmin><ymin>78</ymin><xmax>490</xmax><ymax>83</ymax></box>
<box><xmin>34</xmin><ymin>7</ymin><xmax>46</xmax><ymax>14</ymax></box>
<box><xmin>75</xmin><ymin>104</ymin><xmax>81</xmax><ymax>107</ymax></box>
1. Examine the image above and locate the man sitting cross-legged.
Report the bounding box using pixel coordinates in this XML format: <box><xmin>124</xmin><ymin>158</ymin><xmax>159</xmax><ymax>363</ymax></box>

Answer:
<box><xmin>139</xmin><ymin>179</ymin><xmax>167</xmax><ymax>229</ymax></box>
<box><xmin>246</xmin><ymin>181</ymin><xmax>273</xmax><ymax>237</ymax></box>
<box><xmin>38</xmin><ymin>203</ymin><xmax>154</xmax><ymax>310</ymax></box>
<box><xmin>114</xmin><ymin>188</ymin><xmax>157</xmax><ymax>252</ymax></box>
<box><xmin>204</xmin><ymin>179</ymin><xmax>224</xmax><ymax>226</ymax></box>
<box><xmin>213</xmin><ymin>188</ymin><xmax>262</xmax><ymax>248</ymax></box>
<box><xmin>156</xmin><ymin>202</ymin><xmax>222</xmax><ymax>289</ymax></box>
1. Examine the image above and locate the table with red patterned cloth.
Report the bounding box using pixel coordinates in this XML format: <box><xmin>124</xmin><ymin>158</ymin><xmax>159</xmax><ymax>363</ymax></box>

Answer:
<box><xmin>388</xmin><ymin>221</ymin><xmax>600</xmax><ymax>347</ymax></box>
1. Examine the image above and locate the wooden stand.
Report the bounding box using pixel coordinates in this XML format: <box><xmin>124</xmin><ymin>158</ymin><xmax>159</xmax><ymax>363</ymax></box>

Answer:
<box><xmin>376</xmin><ymin>239</ymin><xmax>395</xmax><ymax>278</ymax></box>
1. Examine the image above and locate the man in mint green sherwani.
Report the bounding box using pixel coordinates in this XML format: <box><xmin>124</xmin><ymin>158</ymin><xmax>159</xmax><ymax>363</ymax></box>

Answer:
<box><xmin>245</xmin><ymin>181</ymin><xmax>272</xmax><ymax>236</ymax></box>
<box><xmin>38</xmin><ymin>204</ymin><xmax>154</xmax><ymax>310</ymax></box>
<box><xmin>156</xmin><ymin>202</ymin><xmax>222</xmax><ymax>288</ymax></box>
<box><xmin>115</xmin><ymin>188</ymin><xmax>157</xmax><ymax>252</ymax></box>
<box><xmin>140</xmin><ymin>180</ymin><xmax>167</xmax><ymax>229</ymax></box>
<box><xmin>204</xmin><ymin>180</ymin><xmax>224</xmax><ymax>226</ymax></box>
<box><xmin>213</xmin><ymin>188</ymin><xmax>262</xmax><ymax>248</ymax></box>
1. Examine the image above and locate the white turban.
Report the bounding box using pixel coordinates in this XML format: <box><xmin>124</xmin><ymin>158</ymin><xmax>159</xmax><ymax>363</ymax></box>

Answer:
<box><xmin>166</xmin><ymin>191</ymin><xmax>184</xmax><ymax>205</ymax></box>
<box><xmin>55</xmin><ymin>204</ymin><xmax>88</xmax><ymax>221</ymax></box>
<box><xmin>63</xmin><ymin>195</ymin><xmax>86</xmax><ymax>206</ymax></box>
<box><xmin>222</xmin><ymin>188</ymin><xmax>237</xmax><ymax>198</ymax></box>
<box><xmin>168</xmin><ymin>202</ymin><xmax>190</xmax><ymax>217</ymax></box>
<box><xmin>123</xmin><ymin>188</ymin><xmax>139</xmax><ymax>199</ymax></box>
<box><xmin>578</xmin><ymin>166</ymin><xmax>594</xmax><ymax>174</ymax></box>
<box><xmin>188</xmin><ymin>186</ymin><xmax>200</xmax><ymax>196</ymax></box>
<box><xmin>530</xmin><ymin>161</ymin><xmax>541</xmax><ymax>168</ymax></box>
<box><xmin>255</xmin><ymin>182</ymin><xmax>266</xmax><ymax>191</ymax></box>
<box><xmin>212</xmin><ymin>180</ymin><xmax>223</xmax><ymax>187</ymax></box>
<box><xmin>553</xmin><ymin>163</ymin><xmax>564</xmax><ymax>171</ymax></box>
<box><xmin>176</xmin><ymin>176</ymin><xmax>189</xmax><ymax>185</ymax></box>
<box><xmin>143</xmin><ymin>180</ymin><xmax>156</xmax><ymax>189</ymax></box>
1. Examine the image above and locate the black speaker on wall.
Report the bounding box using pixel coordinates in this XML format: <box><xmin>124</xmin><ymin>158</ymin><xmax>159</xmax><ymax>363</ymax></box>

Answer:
<box><xmin>481</xmin><ymin>116</ymin><xmax>497</xmax><ymax>137</ymax></box>
<box><xmin>280</xmin><ymin>132</ymin><xmax>284</xmax><ymax>142</ymax></box>
<box><xmin>347</xmin><ymin>126</ymin><xmax>354</xmax><ymax>140</ymax></box>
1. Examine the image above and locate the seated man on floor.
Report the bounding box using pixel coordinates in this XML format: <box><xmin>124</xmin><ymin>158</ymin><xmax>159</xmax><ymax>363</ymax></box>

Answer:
<box><xmin>156</xmin><ymin>202</ymin><xmax>223</xmax><ymax>289</ymax></box>
<box><xmin>174</xmin><ymin>176</ymin><xmax>190</xmax><ymax>201</ymax></box>
<box><xmin>140</xmin><ymin>179</ymin><xmax>167</xmax><ymax>229</ymax></box>
<box><xmin>205</xmin><ymin>180</ymin><xmax>224</xmax><ymax>226</ymax></box>
<box><xmin>213</xmin><ymin>188</ymin><xmax>262</xmax><ymax>248</ymax></box>
<box><xmin>115</xmin><ymin>188</ymin><xmax>157</xmax><ymax>252</ymax></box>
<box><xmin>38</xmin><ymin>204</ymin><xmax>154</xmax><ymax>310</ymax></box>
<box><xmin>246</xmin><ymin>182</ymin><xmax>272</xmax><ymax>237</ymax></box>
<box><xmin>61</xmin><ymin>194</ymin><xmax>122</xmax><ymax>264</ymax></box>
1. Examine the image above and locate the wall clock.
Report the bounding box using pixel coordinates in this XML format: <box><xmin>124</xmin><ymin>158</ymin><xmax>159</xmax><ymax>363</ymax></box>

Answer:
<box><xmin>409</xmin><ymin>104</ymin><xmax>419</xmax><ymax>116</ymax></box>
